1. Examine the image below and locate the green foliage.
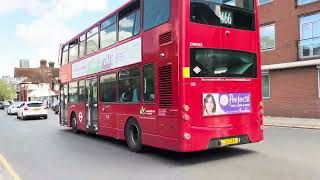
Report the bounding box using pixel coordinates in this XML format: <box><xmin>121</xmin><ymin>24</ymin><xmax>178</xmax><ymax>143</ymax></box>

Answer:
<box><xmin>0</xmin><ymin>80</ymin><xmax>16</xmax><ymax>101</ymax></box>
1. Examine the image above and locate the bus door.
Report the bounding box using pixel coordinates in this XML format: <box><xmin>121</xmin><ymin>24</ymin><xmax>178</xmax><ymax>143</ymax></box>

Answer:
<box><xmin>60</xmin><ymin>85</ymin><xmax>68</xmax><ymax>126</ymax></box>
<box><xmin>86</xmin><ymin>78</ymin><xmax>99</xmax><ymax>133</ymax></box>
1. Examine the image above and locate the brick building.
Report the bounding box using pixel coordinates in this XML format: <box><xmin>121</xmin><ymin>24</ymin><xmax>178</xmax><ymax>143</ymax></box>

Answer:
<box><xmin>14</xmin><ymin>60</ymin><xmax>59</xmax><ymax>102</ymax></box>
<box><xmin>259</xmin><ymin>0</ymin><xmax>320</xmax><ymax>118</ymax></box>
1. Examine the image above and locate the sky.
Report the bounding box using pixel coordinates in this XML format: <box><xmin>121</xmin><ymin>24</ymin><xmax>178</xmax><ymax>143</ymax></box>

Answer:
<box><xmin>0</xmin><ymin>0</ymin><xmax>128</xmax><ymax>77</ymax></box>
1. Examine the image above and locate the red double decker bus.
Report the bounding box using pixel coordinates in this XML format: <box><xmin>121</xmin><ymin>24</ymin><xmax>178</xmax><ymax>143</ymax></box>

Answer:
<box><xmin>59</xmin><ymin>0</ymin><xmax>263</xmax><ymax>152</ymax></box>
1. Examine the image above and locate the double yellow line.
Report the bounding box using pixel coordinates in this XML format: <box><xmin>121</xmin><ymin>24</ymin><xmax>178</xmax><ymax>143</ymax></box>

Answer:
<box><xmin>0</xmin><ymin>154</ymin><xmax>21</xmax><ymax>180</ymax></box>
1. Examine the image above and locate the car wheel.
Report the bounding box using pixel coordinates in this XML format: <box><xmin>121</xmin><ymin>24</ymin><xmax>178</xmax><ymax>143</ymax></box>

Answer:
<box><xmin>71</xmin><ymin>113</ymin><xmax>79</xmax><ymax>134</ymax></box>
<box><xmin>125</xmin><ymin>118</ymin><xmax>143</xmax><ymax>152</ymax></box>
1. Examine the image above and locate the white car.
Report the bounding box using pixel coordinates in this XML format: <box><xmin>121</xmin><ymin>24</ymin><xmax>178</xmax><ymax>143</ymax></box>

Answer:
<box><xmin>17</xmin><ymin>102</ymin><xmax>48</xmax><ymax>120</ymax></box>
<box><xmin>7</xmin><ymin>102</ymin><xmax>23</xmax><ymax>115</ymax></box>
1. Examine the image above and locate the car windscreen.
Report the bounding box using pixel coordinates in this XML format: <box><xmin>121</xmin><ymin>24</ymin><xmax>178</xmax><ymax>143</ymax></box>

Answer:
<box><xmin>190</xmin><ymin>48</ymin><xmax>257</xmax><ymax>78</ymax></box>
<box><xmin>27</xmin><ymin>103</ymin><xmax>43</xmax><ymax>107</ymax></box>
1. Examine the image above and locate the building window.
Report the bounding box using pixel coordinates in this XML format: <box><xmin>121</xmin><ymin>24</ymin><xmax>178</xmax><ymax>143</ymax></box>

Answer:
<box><xmin>299</xmin><ymin>13</ymin><xmax>320</xmax><ymax>58</ymax></box>
<box><xmin>118</xmin><ymin>1</ymin><xmax>140</xmax><ymax>42</ymax></box>
<box><xmin>118</xmin><ymin>68</ymin><xmax>140</xmax><ymax>103</ymax></box>
<box><xmin>100</xmin><ymin>15</ymin><xmax>117</xmax><ymax>49</ymax></box>
<box><xmin>100</xmin><ymin>73</ymin><xmax>117</xmax><ymax>102</ymax></box>
<box><xmin>143</xmin><ymin>0</ymin><xmax>171</xmax><ymax>31</ymax></box>
<box><xmin>259</xmin><ymin>0</ymin><xmax>272</xmax><ymax>5</ymax></box>
<box><xmin>262</xmin><ymin>73</ymin><xmax>270</xmax><ymax>98</ymax></box>
<box><xmin>298</xmin><ymin>0</ymin><xmax>320</xmax><ymax>5</ymax></box>
<box><xmin>143</xmin><ymin>64</ymin><xmax>155</xmax><ymax>102</ymax></box>
<box><xmin>260</xmin><ymin>24</ymin><xmax>275</xmax><ymax>51</ymax></box>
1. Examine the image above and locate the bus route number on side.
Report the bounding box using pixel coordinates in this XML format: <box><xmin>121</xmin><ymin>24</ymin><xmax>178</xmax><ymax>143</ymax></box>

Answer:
<box><xmin>220</xmin><ymin>10</ymin><xmax>233</xmax><ymax>25</ymax></box>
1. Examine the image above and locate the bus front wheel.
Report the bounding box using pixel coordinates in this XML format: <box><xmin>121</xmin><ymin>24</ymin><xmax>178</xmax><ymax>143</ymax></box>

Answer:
<box><xmin>71</xmin><ymin>113</ymin><xmax>79</xmax><ymax>134</ymax></box>
<box><xmin>125</xmin><ymin>118</ymin><xmax>143</xmax><ymax>152</ymax></box>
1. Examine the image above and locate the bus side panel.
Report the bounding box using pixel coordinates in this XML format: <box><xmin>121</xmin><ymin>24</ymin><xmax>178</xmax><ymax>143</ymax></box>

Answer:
<box><xmin>114</xmin><ymin>104</ymin><xmax>155</xmax><ymax>139</ymax></box>
<box><xmin>66</xmin><ymin>104</ymin><xmax>74</xmax><ymax>127</ymax></box>
<box><xmin>67</xmin><ymin>103</ymin><xmax>86</xmax><ymax>130</ymax></box>
<box><xmin>67</xmin><ymin>103</ymin><xmax>76</xmax><ymax>128</ymax></box>
<box><xmin>157</xmin><ymin>116</ymin><xmax>180</xmax><ymax>139</ymax></box>
<box><xmin>75</xmin><ymin>103</ymin><xmax>86</xmax><ymax>131</ymax></box>
<box><xmin>98</xmin><ymin>103</ymin><xmax>117</xmax><ymax>137</ymax></box>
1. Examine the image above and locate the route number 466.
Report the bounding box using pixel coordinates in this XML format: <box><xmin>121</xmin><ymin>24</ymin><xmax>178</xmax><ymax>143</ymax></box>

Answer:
<box><xmin>220</xmin><ymin>11</ymin><xmax>233</xmax><ymax>25</ymax></box>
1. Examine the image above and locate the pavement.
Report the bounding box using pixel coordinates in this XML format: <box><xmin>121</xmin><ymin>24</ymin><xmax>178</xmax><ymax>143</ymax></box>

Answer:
<box><xmin>264</xmin><ymin>116</ymin><xmax>320</xmax><ymax>129</ymax></box>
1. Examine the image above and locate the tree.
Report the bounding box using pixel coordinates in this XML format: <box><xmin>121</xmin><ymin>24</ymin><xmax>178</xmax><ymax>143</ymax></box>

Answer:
<box><xmin>0</xmin><ymin>80</ymin><xmax>16</xmax><ymax>101</ymax></box>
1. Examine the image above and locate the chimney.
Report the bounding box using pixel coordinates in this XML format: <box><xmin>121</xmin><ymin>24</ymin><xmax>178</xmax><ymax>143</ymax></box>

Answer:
<box><xmin>40</xmin><ymin>59</ymin><xmax>47</xmax><ymax>68</ymax></box>
<box><xmin>48</xmin><ymin>62</ymin><xmax>55</xmax><ymax>68</ymax></box>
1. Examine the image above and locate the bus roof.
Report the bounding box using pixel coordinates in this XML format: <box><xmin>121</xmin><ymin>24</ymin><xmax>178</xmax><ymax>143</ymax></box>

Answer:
<box><xmin>62</xmin><ymin>0</ymin><xmax>133</xmax><ymax>47</ymax></box>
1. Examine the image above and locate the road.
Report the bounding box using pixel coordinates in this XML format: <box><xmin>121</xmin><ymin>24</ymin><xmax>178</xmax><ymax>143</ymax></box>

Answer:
<box><xmin>0</xmin><ymin>110</ymin><xmax>319</xmax><ymax>180</ymax></box>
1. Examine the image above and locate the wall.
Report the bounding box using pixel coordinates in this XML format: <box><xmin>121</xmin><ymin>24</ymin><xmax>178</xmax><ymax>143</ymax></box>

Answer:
<box><xmin>264</xmin><ymin>66</ymin><xmax>320</xmax><ymax>118</ymax></box>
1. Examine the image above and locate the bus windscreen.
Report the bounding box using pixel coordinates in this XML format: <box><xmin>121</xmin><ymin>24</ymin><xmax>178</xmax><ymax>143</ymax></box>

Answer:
<box><xmin>190</xmin><ymin>48</ymin><xmax>257</xmax><ymax>78</ymax></box>
<box><xmin>190</xmin><ymin>0</ymin><xmax>255</xmax><ymax>30</ymax></box>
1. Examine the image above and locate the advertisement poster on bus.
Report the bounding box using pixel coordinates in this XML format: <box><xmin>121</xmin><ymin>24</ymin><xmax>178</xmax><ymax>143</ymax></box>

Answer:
<box><xmin>203</xmin><ymin>93</ymin><xmax>251</xmax><ymax>116</ymax></box>
<box><xmin>72</xmin><ymin>37</ymin><xmax>141</xmax><ymax>79</ymax></box>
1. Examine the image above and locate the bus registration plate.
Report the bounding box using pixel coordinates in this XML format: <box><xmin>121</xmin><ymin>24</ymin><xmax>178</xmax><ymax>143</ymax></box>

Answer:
<box><xmin>220</xmin><ymin>138</ymin><xmax>239</xmax><ymax>146</ymax></box>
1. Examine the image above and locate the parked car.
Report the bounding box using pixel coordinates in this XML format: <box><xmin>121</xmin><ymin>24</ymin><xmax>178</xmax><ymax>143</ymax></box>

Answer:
<box><xmin>0</xmin><ymin>101</ymin><xmax>11</xmax><ymax>110</ymax></box>
<box><xmin>7</xmin><ymin>102</ymin><xmax>23</xmax><ymax>115</ymax></box>
<box><xmin>17</xmin><ymin>102</ymin><xmax>48</xmax><ymax>120</ymax></box>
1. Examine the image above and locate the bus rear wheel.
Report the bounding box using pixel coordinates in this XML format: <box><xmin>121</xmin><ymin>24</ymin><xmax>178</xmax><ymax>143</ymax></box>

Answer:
<box><xmin>125</xmin><ymin>118</ymin><xmax>143</xmax><ymax>152</ymax></box>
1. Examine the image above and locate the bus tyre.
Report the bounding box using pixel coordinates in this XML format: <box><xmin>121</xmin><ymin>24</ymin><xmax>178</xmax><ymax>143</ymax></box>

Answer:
<box><xmin>125</xmin><ymin>118</ymin><xmax>143</xmax><ymax>153</ymax></box>
<box><xmin>71</xmin><ymin>113</ymin><xmax>79</xmax><ymax>134</ymax></box>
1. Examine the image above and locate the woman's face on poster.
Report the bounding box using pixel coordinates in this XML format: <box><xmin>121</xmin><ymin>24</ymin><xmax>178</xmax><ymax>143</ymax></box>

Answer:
<box><xmin>205</xmin><ymin>96</ymin><xmax>215</xmax><ymax>114</ymax></box>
